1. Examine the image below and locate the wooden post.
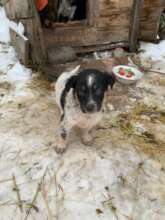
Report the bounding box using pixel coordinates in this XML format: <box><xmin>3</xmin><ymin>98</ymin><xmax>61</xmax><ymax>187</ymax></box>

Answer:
<box><xmin>3</xmin><ymin>0</ymin><xmax>46</xmax><ymax>66</ymax></box>
<box><xmin>10</xmin><ymin>28</ymin><xmax>29</xmax><ymax>65</ymax></box>
<box><xmin>130</xmin><ymin>0</ymin><xmax>144</xmax><ymax>52</ymax></box>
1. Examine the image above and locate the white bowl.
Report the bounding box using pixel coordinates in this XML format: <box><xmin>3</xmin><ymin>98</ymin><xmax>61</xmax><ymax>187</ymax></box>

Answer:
<box><xmin>112</xmin><ymin>65</ymin><xmax>143</xmax><ymax>84</ymax></box>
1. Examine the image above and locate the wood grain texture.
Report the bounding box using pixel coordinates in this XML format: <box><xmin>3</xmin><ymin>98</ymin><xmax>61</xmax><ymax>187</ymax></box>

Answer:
<box><xmin>130</xmin><ymin>0</ymin><xmax>144</xmax><ymax>52</ymax></box>
<box><xmin>4</xmin><ymin>0</ymin><xmax>165</xmax><ymax>64</ymax></box>
<box><xmin>10</xmin><ymin>28</ymin><xmax>29</xmax><ymax>65</ymax></box>
<box><xmin>140</xmin><ymin>0</ymin><xmax>165</xmax><ymax>41</ymax></box>
<box><xmin>43</xmin><ymin>0</ymin><xmax>133</xmax><ymax>50</ymax></box>
<box><xmin>4</xmin><ymin>0</ymin><xmax>32</xmax><ymax>20</ymax></box>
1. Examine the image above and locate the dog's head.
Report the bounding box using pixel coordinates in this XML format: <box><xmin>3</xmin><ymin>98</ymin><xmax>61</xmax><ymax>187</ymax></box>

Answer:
<box><xmin>62</xmin><ymin>69</ymin><xmax>115</xmax><ymax>113</ymax></box>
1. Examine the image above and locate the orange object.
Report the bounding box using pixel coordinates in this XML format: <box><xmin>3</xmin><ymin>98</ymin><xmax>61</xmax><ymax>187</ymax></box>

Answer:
<box><xmin>36</xmin><ymin>0</ymin><xmax>48</xmax><ymax>11</ymax></box>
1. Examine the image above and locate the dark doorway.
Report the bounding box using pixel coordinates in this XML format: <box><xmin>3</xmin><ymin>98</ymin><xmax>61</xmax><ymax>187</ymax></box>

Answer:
<box><xmin>57</xmin><ymin>0</ymin><xmax>87</xmax><ymax>23</ymax></box>
<box><xmin>39</xmin><ymin>0</ymin><xmax>87</xmax><ymax>27</ymax></box>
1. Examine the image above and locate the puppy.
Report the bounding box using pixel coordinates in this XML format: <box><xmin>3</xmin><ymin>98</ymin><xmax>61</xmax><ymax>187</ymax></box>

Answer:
<box><xmin>55</xmin><ymin>66</ymin><xmax>115</xmax><ymax>153</ymax></box>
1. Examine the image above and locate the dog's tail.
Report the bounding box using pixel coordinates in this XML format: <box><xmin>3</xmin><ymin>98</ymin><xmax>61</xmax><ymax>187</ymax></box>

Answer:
<box><xmin>69</xmin><ymin>65</ymin><xmax>80</xmax><ymax>75</ymax></box>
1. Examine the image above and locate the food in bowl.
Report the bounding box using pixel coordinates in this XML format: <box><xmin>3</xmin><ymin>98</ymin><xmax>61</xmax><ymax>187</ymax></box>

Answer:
<box><xmin>118</xmin><ymin>67</ymin><xmax>135</xmax><ymax>78</ymax></box>
<box><xmin>112</xmin><ymin>65</ymin><xmax>143</xmax><ymax>84</ymax></box>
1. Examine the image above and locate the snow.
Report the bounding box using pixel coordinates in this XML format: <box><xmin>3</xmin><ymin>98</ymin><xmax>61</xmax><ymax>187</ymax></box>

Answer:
<box><xmin>0</xmin><ymin>41</ymin><xmax>164</xmax><ymax>219</ymax></box>
<box><xmin>0</xmin><ymin>44</ymin><xmax>32</xmax><ymax>85</ymax></box>
<box><xmin>0</xmin><ymin>7</ymin><xmax>31</xmax><ymax>84</ymax></box>
<box><xmin>0</xmin><ymin>6</ymin><xmax>165</xmax><ymax>220</ymax></box>
<box><xmin>140</xmin><ymin>40</ymin><xmax>165</xmax><ymax>61</ymax></box>
<box><xmin>0</xmin><ymin>7</ymin><xmax>26</xmax><ymax>43</ymax></box>
<box><xmin>7</xmin><ymin>62</ymin><xmax>31</xmax><ymax>82</ymax></box>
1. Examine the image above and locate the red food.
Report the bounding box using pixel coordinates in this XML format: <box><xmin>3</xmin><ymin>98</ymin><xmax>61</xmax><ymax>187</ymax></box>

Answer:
<box><xmin>126</xmin><ymin>74</ymin><xmax>132</xmax><ymax>78</ymax></box>
<box><xmin>118</xmin><ymin>67</ymin><xmax>135</xmax><ymax>78</ymax></box>
<box><xmin>127</xmin><ymin>72</ymin><xmax>134</xmax><ymax>78</ymax></box>
<box><xmin>119</xmin><ymin>68</ymin><xmax>125</xmax><ymax>75</ymax></box>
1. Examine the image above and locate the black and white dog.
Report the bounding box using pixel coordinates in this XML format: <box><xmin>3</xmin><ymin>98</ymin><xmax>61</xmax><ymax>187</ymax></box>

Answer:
<box><xmin>55</xmin><ymin>66</ymin><xmax>115</xmax><ymax>153</ymax></box>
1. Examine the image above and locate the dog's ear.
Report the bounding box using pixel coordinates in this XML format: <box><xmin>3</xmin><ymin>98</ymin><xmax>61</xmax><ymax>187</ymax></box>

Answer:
<box><xmin>60</xmin><ymin>75</ymin><xmax>78</xmax><ymax>110</ymax></box>
<box><xmin>65</xmin><ymin>75</ymin><xmax>78</xmax><ymax>92</ymax></box>
<box><xmin>104</xmin><ymin>72</ymin><xmax>115</xmax><ymax>89</ymax></box>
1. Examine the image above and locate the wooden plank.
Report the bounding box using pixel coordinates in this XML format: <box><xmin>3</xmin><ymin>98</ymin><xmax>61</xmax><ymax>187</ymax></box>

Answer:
<box><xmin>4</xmin><ymin>0</ymin><xmax>32</xmax><ymax>20</ymax></box>
<box><xmin>43</xmin><ymin>25</ymin><xmax>129</xmax><ymax>49</ymax></box>
<box><xmin>20</xmin><ymin>0</ymin><xmax>46</xmax><ymax>65</ymax></box>
<box><xmin>96</xmin><ymin>12</ymin><xmax>131</xmax><ymax>28</ymax></box>
<box><xmin>86</xmin><ymin>0</ymin><xmax>98</xmax><ymax>26</ymax></box>
<box><xmin>99</xmin><ymin>0</ymin><xmax>134</xmax><ymax>11</ymax></box>
<box><xmin>141</xmin><ymin>0</ymin><xmax>164</xmax><ymax>8</ymax></box>
<box><xmin>98</xmin><ymin>0</ymin><xmax>134</xmax><ymax>16</ymax></box>
<box><xmin>97</xmin><ymin>28</ymin><xmax>129</xmax><ymax>43</ymax></box>
<box><xmin>74</xmin><ymin>42</ymin><xmax>130</xmax><ymax>54</ymax></box>
<box><xmin>140</xmin><ymin>6</ymin><xmax>164</xmax><ymax>22</ymax></box>
<box><xmin>140</xmin><ymin>21</ymin><xmax>160</xmax><ymax>41</ymax></box>
<box><xmin>10</xmin><ymin>28</ymin><xmax>29</xmax><ymax>65</ymax></box>
<box><xmin>140</xmin><ymin>0</ymin><xmax>164</xmax><ymax>41</ymax></box>
<box><xmin>21</xmin><ymin>18</ymin><xmax>46</xmax><ymax>65</ymax></box>
<box><xmin>130</xmin><ymin>0</ymin><xmax>144</xmax><ymax>52</ymax></box>
<box><xmin>43</xmin><ymin>27</ymin><xmax>97</xmax><ymax>47</ymax></box>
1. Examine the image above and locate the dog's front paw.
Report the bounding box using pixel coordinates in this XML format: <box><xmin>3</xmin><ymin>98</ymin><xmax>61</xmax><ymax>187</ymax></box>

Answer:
<box><xmin>82</xmin><ymin>133</ymin><xmax>93</xmax><ymax>146</ymax></box>
<box><xmin>54</xmin><ymin>144</ymin><xmax>67</xmax><ymax>154</ymax></box>
<box><xmin>54</xmin><ymin>140</ymin><xmax>67</xmax><ymax>154</ymax></box>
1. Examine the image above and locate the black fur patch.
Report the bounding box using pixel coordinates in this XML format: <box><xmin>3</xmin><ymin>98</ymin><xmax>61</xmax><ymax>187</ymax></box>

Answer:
<box><xmin>60</xmin><ymin>75</ymin><xmax>77</xmax><ymax>110</ymax></box>
<box><xmin>60</xmin><ymin>113</ymin><xmax>65</xmax><ymax>122</ymax></box>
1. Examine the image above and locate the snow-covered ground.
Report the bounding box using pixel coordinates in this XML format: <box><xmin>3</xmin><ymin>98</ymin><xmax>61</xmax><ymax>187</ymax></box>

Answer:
<box><xmin>140</xmin><ymin>41</ymin><xmax>165</xmax><ymax>61</ymax></box>
<box><xmin>0</xmin><ymin>7</ymin><xmax>165</xmax><ymax>220</ymax></box>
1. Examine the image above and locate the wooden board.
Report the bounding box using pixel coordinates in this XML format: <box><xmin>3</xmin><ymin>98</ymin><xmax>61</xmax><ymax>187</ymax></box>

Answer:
<box><xmin>95</xmin><ymin>12</ymin><xmax>131</xmax><ymax>28</ymax></box>
<box><xmin>10</xmin><ymin>28</ymin><xmax>29</xmax><ymax>65</ymax></box>
<box><xmin>5</xmin><ymin>0</ymin><xmax>165</xmax><ymax>65</ymax></box>
<box><xmin>4</xmin><ymin>0</ymin><xmax>32</xmax><ymax>20</ymax></box>
<box><xmin>43</xmin><ymin>25</ymin><xmax>129</xmax><ymax>49</ymax></box>
<box><xmin>74</xmin><ymin>42</ymin><xmax>130</xmax><ymax>53</ymax></box>
<box><xmin>130</xmin><ymin>0</ymin><xmax>144</xmax><ymax>52</ymax></box>
<box><xmin>43</xmin><ymin>0</ymin><xmax>134</xmax><ymax>52</ymax></box>
<box><xmin>19</xmin><ymin>1</ymin><xmax>46</xmax><ymax>65</ymax></box>
<box><xmin>98</xmin><ymin>0</ymin><xmax>134</xmax><ymax>15</ymax></box>
<box><xmin>139</xmin><ymin>0</ymin><xmax>165</xmax><ymax>41</ymax></box>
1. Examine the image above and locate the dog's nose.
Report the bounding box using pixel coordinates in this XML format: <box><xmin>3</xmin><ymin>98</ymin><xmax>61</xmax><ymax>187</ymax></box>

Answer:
<box><xmin>86</xmin><ymin>103</ymin><xmax>95</xmax><ymax>112</ymax></box>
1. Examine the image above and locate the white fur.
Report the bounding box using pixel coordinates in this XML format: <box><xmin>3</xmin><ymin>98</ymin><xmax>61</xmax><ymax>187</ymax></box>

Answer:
<box><xmin>55</xmin><ymin>66</ymin><xmax>103</xmax><ymax>153</ymax></box>
<box><xmin>87</xmin><ymin>75</ymin><xmax>94</xmax><ymax>87</ymax></box>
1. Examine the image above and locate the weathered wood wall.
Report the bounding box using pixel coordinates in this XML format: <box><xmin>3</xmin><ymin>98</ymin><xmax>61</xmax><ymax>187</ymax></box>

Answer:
<box><xmin>3</xmin><ymin>0</ymin><xmax>165</xmax><ymax>65</ymax></box>
<box><xmin>3</xmin><ymin>0</ymin><xmax>46</xmax><ymax>65</ymax></box>
<box><xmin>44</xmin><ymin>0</ymin><xmax>134</xmax><ymax>49</ymax></box>
<box><xmin>10</xmin><ymin>28</ymin><xmax>29</xmax><ymax>65</ymax></box>
<box><xmin>140</xmin><ymin>0</ymin><xmax>165</xmax><ymax>41</ymax></box>
<box><xmin>4</xmin><ymin>0</ymin><xmax>32</xmax><ymax>19</ymax></box>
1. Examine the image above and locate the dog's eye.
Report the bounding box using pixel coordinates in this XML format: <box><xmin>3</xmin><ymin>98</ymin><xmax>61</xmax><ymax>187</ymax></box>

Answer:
<box><xmin>93</xmin><ymin>85</ymin><xmax>102</xmax><ymax>94</ymax></box>
<box><xmin>78</xmin><ymin>86</ymin><xmax>86</xmax><ymax>94</ymax></box>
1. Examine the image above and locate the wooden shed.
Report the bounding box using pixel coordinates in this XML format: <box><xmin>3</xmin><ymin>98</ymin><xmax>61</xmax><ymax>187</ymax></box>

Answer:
<box><xmin>2</xmin><ymin>0</ymin><xmax>165</xmax><ymax>73</ymax></box>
